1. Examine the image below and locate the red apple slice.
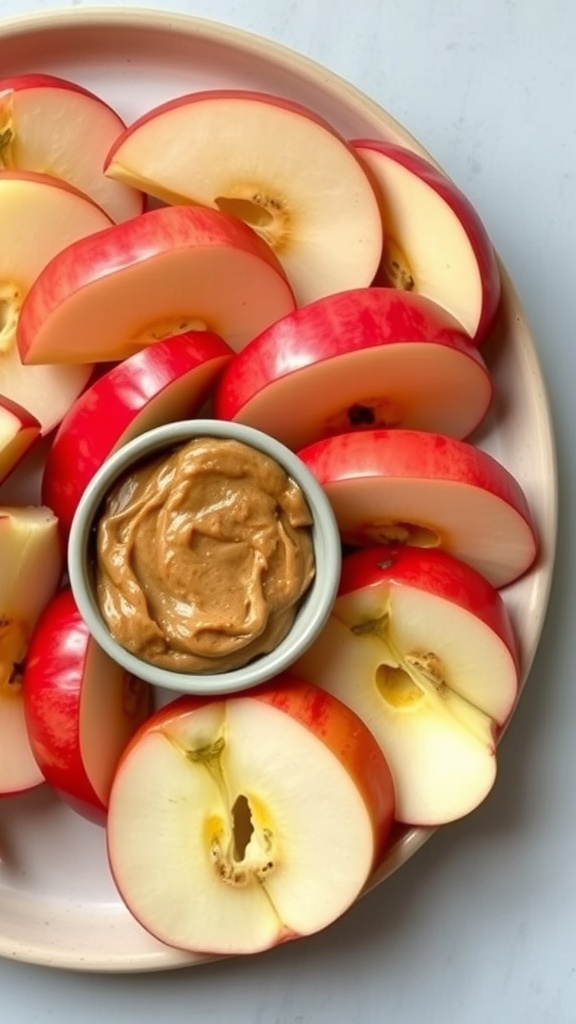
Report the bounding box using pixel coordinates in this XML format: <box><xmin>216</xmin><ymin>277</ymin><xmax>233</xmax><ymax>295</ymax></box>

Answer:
<box><xmin>17</xmin><ymin>204</ymin><xmax>296</xmax><ymax>364</ymax></box>
<box><xmin>295</xmin><ymin>545</ymin><xmax>519</xmax><ymax>825</ymax></box>
<box><xmin>104</xmin><ymin>89</ymin><xmax>383</xmax><ymax>305</ymax></box>
<box><xmin>0</xmin><ymin>73</ymin><xmax>143</xmax><ymax>223</ymax></box>
<box><xmin>42</xmin><ymin>330</ymin><xmax>233</xmax><ymax>535</ymax></box>
<box><xmin>353</xmin><ymin>140</ymin><xmax>501</xmax><ymax>345</ymax></box>
<box><xmin>214</xmin><ymin>288</ymin><xmax>492</xmax><ymax>449</ymax></box>
<box><xmin>0</xmin><ymin>170</ymin><xmax>113</xmax><ymax>432</ymax></box>
<box><xmin>0</xmin><ymin>505</ymin><xmax>63</xmax><ymax>795</ymax></box>
<box><xmin>0</xmin><ymin>394</ymin><xmax>41</xmax><ymax>485</ymax></box>
<box><xmin>23</xmin><ymin>588</ymin><xmax>152</xmax><ymax>823</ymax></box>
<box><xmin>107</xmin><ymin>676</ymin><xmax>395</xmax><ymax>955</ymax></box>
<box><xmin>298</xmin><ymin>429</ymin><xmax>537</xmax><ymax>587</ymax></box>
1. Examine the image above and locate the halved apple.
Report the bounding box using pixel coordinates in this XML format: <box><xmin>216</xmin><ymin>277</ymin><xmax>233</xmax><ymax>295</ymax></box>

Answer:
<box><xmin>17</xmin><ymin>204</ymin><xmax>295</xmax><ymax>364</ymax></box>
<box><xmin>42</xmin><ymin>330</ymin><xmax>233</xmax><ymax>535</ymax></box>
<box><xmin>0</xmin><ymin>505</ymin><xmax>63</xmax><ymax>796</ymax></box>
<box><xmin>353</xmin><ymin>140</ymin><xmax>501</xmax><ymax>345</ymax></box>
<box><xmin>0</xmin><ymin>170</ymin><xmax>113</xmax><ymax>432</ymax></box>
<box><xmin>0</xmin><ymin>73</ymin><xmax>143</xmax><ymax>222</ymax></box>
<box><xmin>298</xmin><ymin>428</ymin><xmax>537</xmax><ymax>587</ymax></box>
<box><xmin>294</xmin><ymin>545</ymin><xmax>519</xmax><ymax>825</ymax></box>
<box><xmin>104</xmin><ymin>89</ymin><xmax>383</xmax><ymax>305</ymax></box>
<box><xmin>0</xmin><ymin>394</ymin><xmax>41</xmax><ymax>485</ymax></box>
<box><xmin>214</xmin><ymin>288</ymin><xmax>492</xmax><ymax>449</ymax></box>
<box><xmin>23</xmin><ymin>588</ymin><xmax>152</xmax><ymax>823</ymax></box>
<box><xmin>106</xmin><ymin>676</ymin><xmax>395</xmax><ymax>955</ymax></box>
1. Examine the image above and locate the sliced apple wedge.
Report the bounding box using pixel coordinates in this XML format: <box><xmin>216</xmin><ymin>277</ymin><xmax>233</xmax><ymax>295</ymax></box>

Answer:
<box><xmin>0</xmin><ymin>394</ymin><xmax>41</xmax><ymax>485</ymax></box>
<box><xmin>294</xmin><ymin>546</ymin><xmax>519</xmax><ymax>825</ymax></box>
<box><xmin>215</xmin><ymin>288</ymin><xmax>492</xmax><ymax>449</ymax></box>
<box><xmin>17</xmin><ymin>204</ymin><xmax>295</xmax><ymax>363</ymax></box>
<box><xmin>0</xmin><ymin>170</ymin><xmax>113</xmax><ymax>432</ymax></box>
<box><xmin>23</xmin><ymin>588</ymin><xmax>152</xmax><ymax>823</ymax></box>
<box><xmin>104</xmin><ymin>90</ymin><xmax>383</xmax><ymax>305</ymax></box>
<box><xmin>353</xmin><ymin>140</ymin><xmax>501</xmax><ymax>345</ymax></box>
<box><xmin>0</xmin><ymin>73</ymin><xmax>143</xmax><ymax>223</ymax></box>
<box><xmin>298</xmin><ymin>429</ymin><xmax>537</xmax><ymax>587</ymax></box>
<box><xmin>0</xmin><ymin>505</ymin><xmax>63</xmax><ymax>795</ymax></box>
<box><xmin>107</xmin><ymin>676</ymin><xmax>395</xmax><ymax>955</ymax></box>
<box><xmin>42</xmin><ymin>330</ymin><xmax>233</xmax><ymax>535</ymax></box>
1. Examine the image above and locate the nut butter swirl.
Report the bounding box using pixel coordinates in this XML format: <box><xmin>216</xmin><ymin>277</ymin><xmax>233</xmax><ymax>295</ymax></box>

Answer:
<box><xmin>95</xmin><ymin>437</ymin><xmax>315</xmax><ymax>673</ymax></box>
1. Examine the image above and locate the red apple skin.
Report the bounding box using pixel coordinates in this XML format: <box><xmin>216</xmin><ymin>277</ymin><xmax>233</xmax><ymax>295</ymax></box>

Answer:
<box><xmin>214</xmin><ymin>286</ymin><xmax>492</xmax><ymax>442</ymax></box>
<box><xmin>0</xmin><ymin>394</ymin><xmax>41</xmax><ymax>485</ymax></box>
<box><xmin>41</xmin><ymin>330</ymin><xmax>233</xmax><ymax>535</ymax></box>
<box><xmin>0</xmin><ymin>72</ymin><xmax>124</xmax><ymax>116</ymax></box>
<box><xmin>115</xmin><ymin>674</ymin><xmax>396</xmax><ymax>871</ymax></box>
<box><xmin>22</xmin><ymin>588</ymin><xmax>152</xmax><ymax>824</ymax></box>
<box><xmin>338</xmin><ymin>545</ymin><xmax>520</xmax><ymax>679</ymax></box>
<box><xmin>353</xmin><ymin>139</ymin><xmax>501</xmax><ymax>346</ymax></box>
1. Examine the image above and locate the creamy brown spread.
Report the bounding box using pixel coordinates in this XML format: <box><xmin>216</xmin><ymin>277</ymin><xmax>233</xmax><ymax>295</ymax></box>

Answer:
<box><xmin>95</xmin><ymin>437</ymin><xmax>315</xmax><ymax>673</ymax></box>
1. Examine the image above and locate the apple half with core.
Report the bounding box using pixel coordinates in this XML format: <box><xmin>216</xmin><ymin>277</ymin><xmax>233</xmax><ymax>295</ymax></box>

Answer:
<box><xmin>0</xmin><ymin>170</ymin><xmax>113</xmax><ymax>432</ymax></box>
<box><xmin>353</xmin><ymin>139</ymin><xmax>501</xmax><ymax>345</ymax></box>
<box><xmin>215</xmin><ymin>287</ymin><xmax>492</xmax><ymax>449</ymax></box>
<box><xmin>0</xmin><ymin>73</ymin><xmax>143</xmax><ymax>223</ymax></box>
<box><xmin>23</xmin><ymin>588</ymin><xmax>152</xmax><ymax>823</ymax></box>
<box><xmin>42</xmin><ymin>330</ymin><xmax>233</xmax><ymax>535</ymax></box>
<box><xmin>0</xmin><ymin>394</ymin><xmax>41</xmax><ymax>485</ymax></box>
<box><xmin>17</xmin><ymin>204</ymin><xmax>296</xmax><ymax>363</ymax></box>
<box><xmin>0</xmin><ymin>505</ymin><xmax>63</xmax><ymax>795</ymax></box>
<box><xmin>294</xmin><ymin>545</ymin><xmax>519</xmax><ymax>825</ymax></box>
<box><xmin>104</xmin><ymin>89</ymin><xmax>383</xmax><ymax>306</ymax></box>
<box><xmin>106</xmin><ymin>676</ymin><xmax>395</xmax><ymax>955</ymax></box>
<box><xmin>298</xmin><ymin>428</ymin><xmax>537</xmax><ymax>587</ymax></box>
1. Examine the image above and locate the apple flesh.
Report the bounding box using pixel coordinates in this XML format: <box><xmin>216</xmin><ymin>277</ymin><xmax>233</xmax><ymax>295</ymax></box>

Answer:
<box><xmin>353</xmin><ymin>139</ymin><xmax>501</xmax><ymax>345</ymax></box>
<box><xmin>298</xmin><ymin>428</ymin><xmax>537</xmax><ymax>588</ymax></box>
<box><xmin>0</xmin><ymin>505</ymin><xmax>63</xmax><ymax>795</ymax></box>
<box><xmin>17</xmin><ymin>204</ymin><xmax>296</xmax><ymax>364</ymax></box>
<box><xmin>42</xmin><ymin>330</ymin><xmax>233</xmax><ymax>535</ymax></box>
<box><xmin>0</xmin><ymin>73</ymin><xmax>143</xmax><ymax>223</ymax></box>
<box><xmin>106</xmin><ymin>676</ymin><xmax>395</xmax><ymax>955</ymax></box>
<box><xmin>294</xmin><ymin>545</ymin><xmax>519</xmax><ymax>825</ymax></box>
<box><xmin>214</xmin><ymin>287</ymin><xmax>492</xmax><ymax>449</ymax></box>
<box><xmin>0</xmin><ymin>170</ymin><xmax>113</xmax><ymax>432</ymax></box>
<box><xmin>104</xmin><ymin>89</ymin><xmax>383</xmax><ymax>306</ymax></box>
<box><xmin>0</xmin><ymin>394</ymin><xmax>41</xmax><ymax>485</ymax></box>
<box><xmin>23</xmin><ymin>588</ymin><xmax>152</xmax><ymax>823</ymax></box>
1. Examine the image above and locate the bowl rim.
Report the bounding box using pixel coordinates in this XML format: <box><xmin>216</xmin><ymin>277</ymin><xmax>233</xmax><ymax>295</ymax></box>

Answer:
<box><xmin>67</xmin><ymin>418</ymin><xmax>342</xmax><ymax>695</ymax></box>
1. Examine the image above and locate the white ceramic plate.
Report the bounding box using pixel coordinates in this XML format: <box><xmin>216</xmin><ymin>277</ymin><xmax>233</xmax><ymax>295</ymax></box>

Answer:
<box><xmin>0</xmin><ymin>7</ymin><xmax>557</xmax><ymax>972</ymax></box>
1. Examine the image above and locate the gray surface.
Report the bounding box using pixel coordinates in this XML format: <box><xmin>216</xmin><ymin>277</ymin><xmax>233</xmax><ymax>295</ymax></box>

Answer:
<box><xmin>0</xmin><ymin>0</ymin><xmax>573</xmax><ymax>1020</ymax></box>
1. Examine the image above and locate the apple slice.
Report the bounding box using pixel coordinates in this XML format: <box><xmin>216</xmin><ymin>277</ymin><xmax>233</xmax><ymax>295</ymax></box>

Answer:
<box><xmin>17</xmin><ymin>204</ymin><xmax>296</xmax><ymax>364</ymax></box>
<box><xmin>214</xmin><ymin>288</ymin><xmax>492</xmax><ymax>449</ymax></box>
<box><xmin>0</xmin><ymin>394</ymin><xmax>41</xmax><ymax>485</ymax></box>
<box><xmin>22</xmin><ymin>588</ymin><xmax>152</xmax><ymax>823</ymax></box>
<box><xmin>298</xmin><ymin>429</ymin><xmax>537</xmax><ymax>587</ymax></box>
<box><xmin>104</xmin><ymin>89</ymin><xmax>383</xmax><ymax>305</ymax></box>
<box><xmin>0</xmin><ymin>73</ymin><xmax>143</xmax><ymax>223</ymax></box>
<box><xmin>294</xmin><ymin>546</ymin><xmax>519</xmax><ymax>825</ymax></box>
<box><xmin>0</xmin><ymin>170</ymin><xmax>113</xmax><ymax>432</ymax></box>
<box><xmin>0</xmin><ymin>505</ymin><xmax>63</xmax><ymax>795</ymax></box>
<box><xmin>107</xmin><ymin>676</ymin><xmax>395</xmax><ymax>955</ymax></box>
<box><xmin>353</xmin><ymin>140</ymin><xmax>501</xmax><ymax>345</ymax></box>
<box><xmin>42</xmin><ymin>330</ymin><xmax>233</xmax><ymax>535</ymax></box>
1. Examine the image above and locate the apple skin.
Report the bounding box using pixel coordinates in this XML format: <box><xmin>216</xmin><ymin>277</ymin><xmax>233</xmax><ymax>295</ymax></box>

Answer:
<box><xmin>353</xmin><ymin>139</ymin><xmax>501</xmax><ymax>346</ymax></box>
<box><xmin>0</xmin><ymin>73</ymin><xmax>144</xmax><ymax>222</ymax></box>
<box><xmin>214</xmin><ymin>287</ymin><xmax>492</xmax><ymax>448</ymax></box>
<box><xmin>107</xmin><ymin>675</ymin><xmax>395</xmax><ymax>954</ymax></box>
<box><xmin>41</xmin><ymin>330</ymin><xmax>233</xmax><ymax>536</ymax></box>
<box><xmin>0</xmin><ymin>394</ymin><xmax>41</xmax><ymax>485</ymax></box>
<box><xmin>17</xmin><ymin>204</ymin><xmax>296</xmax><ymax>363</ymax></box>
<box><xmin>22</xmin><ymin>588</ymin><xmax>152</xmax><ymax>824</ymax></box>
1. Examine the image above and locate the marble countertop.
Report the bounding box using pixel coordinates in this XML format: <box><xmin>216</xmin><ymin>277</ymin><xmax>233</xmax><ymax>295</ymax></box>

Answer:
<box><xmin>0</xmin><ymin>1</ymin><xmax>573</xmax><ymax>1020</ymax></box>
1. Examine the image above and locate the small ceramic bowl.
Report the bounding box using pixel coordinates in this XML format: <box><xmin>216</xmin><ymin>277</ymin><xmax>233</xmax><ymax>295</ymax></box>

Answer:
<box><xmin>67</xmin><ymin>419</ymin><xmax>341</xmax><ymax>695</ymax></box>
